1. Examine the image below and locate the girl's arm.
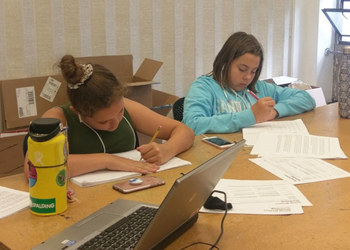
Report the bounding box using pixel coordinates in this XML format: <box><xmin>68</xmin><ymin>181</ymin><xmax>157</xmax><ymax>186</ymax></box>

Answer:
<box><xmin>23</xmin><ymin>106</ymin><xmax>160</xmax><ymax>178</ymax></box>
<box><xmin>125</xmin><ymin>98</ymin><xmax>195</xmax><ymax>165</ymax></box>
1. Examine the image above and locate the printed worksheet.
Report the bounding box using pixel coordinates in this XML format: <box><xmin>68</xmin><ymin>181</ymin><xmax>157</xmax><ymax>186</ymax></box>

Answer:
<box><xmin>250</xmin><ymin>158</ymin><xmax>350</xmax><ymax>184</ymax></box>
<box><xmin>200</xmin><ymin>179</ymin><xmax>311</xmax><ymax>215</ymax></box>
<box><xmin>251</xmin><ymin>133</ymin><xmax>347</xmax><ymax>159</ymax></box>
<box><xmin>0</xmin><ymin>186</ymin><xmax>29</xmax><ymax>219</ymax></box>
<box><xmin>242</xmin><ymin>119</ymin><xmax>309</xmax><ymax>146</ymax></box>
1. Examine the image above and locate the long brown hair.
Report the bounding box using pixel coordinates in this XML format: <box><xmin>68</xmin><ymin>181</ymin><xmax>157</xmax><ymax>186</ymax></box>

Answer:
<box><xmin>210</xmin><ymin>31</ymin><xmax>264</xmax><ymax>93</ymax></box>
<box><xmin>59</xmin><ymin>55</ymin><xmax>128</xmax><ymax>117</ymax></box>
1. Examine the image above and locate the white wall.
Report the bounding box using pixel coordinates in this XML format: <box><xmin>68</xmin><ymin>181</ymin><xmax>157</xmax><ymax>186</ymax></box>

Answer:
<box><xmin>291</xmin><ymin>0</ymin><xmax>336</xmax><ymax>103</ymax></box>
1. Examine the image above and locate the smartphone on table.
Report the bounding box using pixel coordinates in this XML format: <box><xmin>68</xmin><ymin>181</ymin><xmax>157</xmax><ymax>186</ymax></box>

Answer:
<box><xmin>113</xmin><ymin>176</ymin><xmax>165</xmax><ymax>194</ymax></box>
<box><xmin>202</xmin><ymin>136</ymin><xmax>235</xmax><ymax>149</ymax></box>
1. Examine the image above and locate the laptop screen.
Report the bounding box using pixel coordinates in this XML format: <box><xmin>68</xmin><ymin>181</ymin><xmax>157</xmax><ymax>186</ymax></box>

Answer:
<box><xmin>136</xmin><ymin>139</ymin><xmax>245</xmax><ymax>249</ymax></box>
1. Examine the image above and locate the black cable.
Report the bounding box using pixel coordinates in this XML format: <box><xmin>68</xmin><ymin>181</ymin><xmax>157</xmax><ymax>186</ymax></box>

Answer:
<box><xmin>179</xmin><ymin>190</ymin><xmax>228</xmax><ymax>250</ymax></box>
<box><xmin>178</xmin><ymin>241</ymin><xmax>220</xmax><ymax>250</ymax></box>
<box><xmin>209</xmin><ymin>190</ymin><xmax>228</xmax><ymax>250</ymax></box>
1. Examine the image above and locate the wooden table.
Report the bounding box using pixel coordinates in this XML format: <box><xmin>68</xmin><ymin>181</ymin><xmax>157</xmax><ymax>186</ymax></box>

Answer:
<box><xmin>1</xmin><ymin>103</ymin><xmax>349</xmax><ymax>250</ymax></box>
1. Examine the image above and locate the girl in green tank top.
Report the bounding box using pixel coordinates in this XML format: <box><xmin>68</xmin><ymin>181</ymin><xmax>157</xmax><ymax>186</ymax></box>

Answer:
<box><xmin>60</xmin><ymin>104</ymin><xmax>139</xmax><ymax>154</ymax></box>
<box><xmin>24</xmin><ymin>55</ymin><xmax>194</xmax><ymax>178</ymax></box>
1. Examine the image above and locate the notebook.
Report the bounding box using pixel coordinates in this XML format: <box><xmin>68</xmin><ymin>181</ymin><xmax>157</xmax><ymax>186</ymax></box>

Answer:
<box><xmin>70</xmin><ymin>149</ymin><xmax>192</xmax><ymax>187</ymax></box>
<box><xmin>32</xmin><ymin>139</ymin><xmax>245</xmax><ymax>250</ymax></box>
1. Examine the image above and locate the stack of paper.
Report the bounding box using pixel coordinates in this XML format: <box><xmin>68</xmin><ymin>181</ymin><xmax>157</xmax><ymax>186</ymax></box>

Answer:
<box><xmin>250</xmin><ymin>158</ymin><xmax>350</xmax><ymax>185</ymax></box>
<box><xmin>246</xmin><ymin>120</ymin><xmax>349</xmax><ymax>185</ymax></box>
<box><xmin>0</xmin><ymin>186</ymin><xmax>29</xmax><ymax>219</ymax></box>
<box><xmin>206</xmin><ymin>119</ymin><xmax>350</xmax><ymax>215</ymax></box>
<box><xmin>200</xmin><ymin>179</ymin><xmax>311</xmax><ymax>215</ymax></box>
<box><xmin>70</xmin><ymin>149</ymin><xmax>191</xmax><ymax>187</ymax></box>
<box><xmin>272</xmin><ymin>76</ymin><xmax>298</xmax><ymax>86</ymax></box>
<box><xmin>242</xmin><ymin>119</ymin><xmax>309</xmax><ymax>146</ymax></box>
<box><xmin>251</xmin><ymin>133</ymin><xmax>347</xmax><ymax>159</ymax></box>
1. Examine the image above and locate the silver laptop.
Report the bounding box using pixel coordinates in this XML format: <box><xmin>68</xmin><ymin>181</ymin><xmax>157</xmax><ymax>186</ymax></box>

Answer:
<box><xmin>33</xmin><ymin>139</ymin><xmax>245</xmax><ymax>250</ymax></box>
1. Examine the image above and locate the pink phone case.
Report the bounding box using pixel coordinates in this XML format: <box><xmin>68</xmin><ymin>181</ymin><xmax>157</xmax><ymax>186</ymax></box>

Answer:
<box><xmin>113</xmin><ymin>176</ymin><xmax>165</xmax><ymax>193</ymax></box>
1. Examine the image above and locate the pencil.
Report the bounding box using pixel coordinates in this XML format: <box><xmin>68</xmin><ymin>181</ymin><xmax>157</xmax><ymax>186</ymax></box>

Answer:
<box><xmin>149</xmin><ymin>126</ymin><xmax>162</xmax><ymax>143</ymax></box>
<box><xmin>139</xmin><ymin>126</ymin><xmax>162</xmax><ymax>161</ymax></box>
<box><xmin>248</xmin><ymin>90</ymin><xmax>259</xmax><ymax>100</ymax></box>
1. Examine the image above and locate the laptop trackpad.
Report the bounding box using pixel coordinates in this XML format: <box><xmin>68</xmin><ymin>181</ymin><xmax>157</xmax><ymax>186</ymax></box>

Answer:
<box><xmin>75</xmin><ymin>213</ymin><xmax>123</xmax><ymax>231</ymax></box>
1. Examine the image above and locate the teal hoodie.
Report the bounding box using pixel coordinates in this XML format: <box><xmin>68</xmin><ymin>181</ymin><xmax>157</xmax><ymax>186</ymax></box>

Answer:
<box><xmin>183</xmin><ymin>75</ymin><xmax>316</xmax><ymax>135</ymax></box>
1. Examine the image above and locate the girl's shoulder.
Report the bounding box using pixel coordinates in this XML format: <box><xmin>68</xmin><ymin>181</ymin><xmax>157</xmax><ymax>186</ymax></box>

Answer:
<box><xmin>255</xmin><ymin>79</ymin><xmax>269</xmax><ymax>86</ymax></box>
<box><xmin>192</xmin><ymin>75</ymin><xmax>221</xmax><ymax>90</ymax></box>
<box><xmin>42</xmin><ymin>106</ymin><xmax>65</xmax><ymax>117</ymax></box>
<box><xmin>255</xmin><ymin>79</ymin><xmax>276</xmax><ymax>91</ymax></box>
<box><xmin>195</xmin><ymin>75</ymin><xmax>214</xmax><ymax>83</ymax></box>
<box><xmin>41</xmin><ymin>106</ymin><xmax>67</xmax><ymax>126</ymax></box>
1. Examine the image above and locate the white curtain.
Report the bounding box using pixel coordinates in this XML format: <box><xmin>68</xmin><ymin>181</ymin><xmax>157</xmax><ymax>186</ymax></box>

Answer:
<box><xmin>0</xmin><ymin>0</ymin><xmax>293</xmax><ymax>95</ymax></box>
<box><xmin>1</xmin><ymin>0</ymin><xmax>335</xmax><ymax>130</ymax></box>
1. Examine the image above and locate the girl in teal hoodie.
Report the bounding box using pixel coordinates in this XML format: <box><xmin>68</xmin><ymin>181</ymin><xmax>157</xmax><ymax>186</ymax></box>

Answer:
<box><xmin>183</xmin><ymin>32</ymin><xmax>316</xmax><ymax>135</ymax></box>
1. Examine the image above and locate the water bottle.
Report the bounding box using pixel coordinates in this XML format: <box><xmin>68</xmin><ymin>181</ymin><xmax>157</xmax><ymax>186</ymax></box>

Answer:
<box><xmin>27</xmin><ymin>118</ymin><xmax>68</xmax><ymax>215</ymax></box>
<box><xmin>338</xmin><ymin>46</ymin><xmax>350</xmax><ymax>118</ymax></box>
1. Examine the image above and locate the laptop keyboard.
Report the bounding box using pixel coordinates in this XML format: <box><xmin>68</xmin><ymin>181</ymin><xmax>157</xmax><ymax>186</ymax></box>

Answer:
<box><xmin>77</xmin><ymin>206</ymin><xmax>158</xmax><ymax>250</ymax></box>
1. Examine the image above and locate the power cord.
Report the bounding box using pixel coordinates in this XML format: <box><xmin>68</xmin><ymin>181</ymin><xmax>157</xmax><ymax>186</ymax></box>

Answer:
<box><xmin>209</xmin><ymin>190</ymin><xmax>228</xmax><ymax>250</ymax></box>
<box><xmin>179</xmin><ymin>190</ymin><xmax>229</xmax><ymax>250</ymax></box>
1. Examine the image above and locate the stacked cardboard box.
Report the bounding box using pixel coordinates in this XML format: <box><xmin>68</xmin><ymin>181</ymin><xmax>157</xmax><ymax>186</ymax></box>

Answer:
<box><xmin>0</xmin><ymin>133</ymin><xmax>26</xmax><ymax>177</ymax></box>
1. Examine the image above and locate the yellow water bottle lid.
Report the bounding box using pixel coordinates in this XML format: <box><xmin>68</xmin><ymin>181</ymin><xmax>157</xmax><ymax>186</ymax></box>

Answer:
<box><xmin>29</xmin><ymin>118</ymin><xmax>61</xmax><ymax>142</ymax></box>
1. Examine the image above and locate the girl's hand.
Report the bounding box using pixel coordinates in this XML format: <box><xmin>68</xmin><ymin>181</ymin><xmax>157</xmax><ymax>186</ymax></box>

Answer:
<box><xmin>107</xmin><ymin>155</ymin><xmax>160</xmax><ymax>174</ymax></box>
<box><xmin>137</xmin><ymin>142</ymin><xmax>171</xmax><ymax>165</ymax></box>
<box><xmin>251</xmin><ymin>97</ymin><xmax>278</xmax><ymax>123</ymax></box>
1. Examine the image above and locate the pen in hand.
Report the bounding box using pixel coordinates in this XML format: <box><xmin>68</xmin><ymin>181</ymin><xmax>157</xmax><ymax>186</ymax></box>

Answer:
<box><xmin>149</xmin><ymin>126</ymin><xmax>162</xmax><ymax>144</ymax></box>
<box><xmin>248</xmin><ymin>90</ymin><xmax>259</xmax><ymax>100</ymax></box>
<box><xmin>139</xmin><ymin>126</ymin><xmax>162</xmax><ymax>161</ymax></box>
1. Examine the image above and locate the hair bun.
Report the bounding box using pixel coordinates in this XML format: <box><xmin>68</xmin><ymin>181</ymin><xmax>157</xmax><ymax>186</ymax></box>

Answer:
<box><xmin>60</xmin><ymin>55</ymin><xmax>83</xmax><ymax>84</ymax></box>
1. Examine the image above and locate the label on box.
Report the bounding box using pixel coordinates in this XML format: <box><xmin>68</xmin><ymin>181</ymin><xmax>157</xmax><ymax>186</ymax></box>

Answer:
<box><xmin>40</xmin><ymin>76</ymin><xmax>62</xmax><ymax>102</ymax></box>
<box><xmin>16</xmin><ymin>86</ymin><xmax>37</xmax><ymax>118</ymax></box>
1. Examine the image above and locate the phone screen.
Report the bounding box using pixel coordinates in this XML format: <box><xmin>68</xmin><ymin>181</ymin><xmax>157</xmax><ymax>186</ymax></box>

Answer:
<box><xmin>202</xmin><ymin>136</ymin><xmax>235</xmax><ymax>149</ymax></box>
<box><xmin>205</xmin><ymin>137</ymin><xmax>232</xmax><ymax>146</ymax></box>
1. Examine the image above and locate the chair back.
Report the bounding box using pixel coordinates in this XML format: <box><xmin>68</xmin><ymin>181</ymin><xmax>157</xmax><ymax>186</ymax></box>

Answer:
<box><xmin>172</xmin><ymin>97</ymin><xmax>185</xmax><ymax>121</ymax></box>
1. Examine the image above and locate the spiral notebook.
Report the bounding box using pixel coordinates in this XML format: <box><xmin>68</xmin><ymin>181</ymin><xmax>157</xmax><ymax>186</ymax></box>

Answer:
<box><xmin>70</xmin><ymin>149</ymin><xmax>192</xmax><ymax>187</ymax></box>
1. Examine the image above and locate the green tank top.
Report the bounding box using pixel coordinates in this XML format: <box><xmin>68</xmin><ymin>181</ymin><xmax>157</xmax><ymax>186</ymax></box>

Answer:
<box><xmin>60</xmin><ymin>104</ymin><xmax>139</xmax><ymax>154</ymax></box>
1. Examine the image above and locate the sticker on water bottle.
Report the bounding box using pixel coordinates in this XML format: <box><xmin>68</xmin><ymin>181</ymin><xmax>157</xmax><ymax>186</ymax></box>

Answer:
<box><xmin>30</xmin><ymin>197</ymin><xmax>56</xmax><ymax>214</ymax></box>
<box><xmin>56</xmin><ymin>169</ymin><xmax>66</xmax><ymax>187</ymax></box>
<box><xmin>28</xmin><ymin>161</ymin><xmax>37</xmax><ymax>188</ymax></box>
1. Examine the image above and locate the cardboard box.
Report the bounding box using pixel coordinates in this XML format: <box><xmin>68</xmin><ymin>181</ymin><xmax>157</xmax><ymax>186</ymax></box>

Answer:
<box><xmin>0</xmin><ymin>75</ymin><xmax>69</xmax><ymax>131</ymax></box>
<box><xmin>0</xmin><ymin>133</ymin><xmax>26</xmax><ymax>177</ymax></box>
<box><xmin>76</xmin><ymin>55</ymin><xmax>163</xmax><ymax>108</ymax></box>
<box><xmin>150</xmin><ymin>89</ymin><xmax>178</xmax><ymax>116</ymax></box>
<box><xmin>0</xmin><ymin>55</ymin><xmax>165</xmax><ymax>131</ymax></box>
<box><xmin>137</xmin><ymin>89</ymin><xmax>179</xmax><ymax>145</ymax></box>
